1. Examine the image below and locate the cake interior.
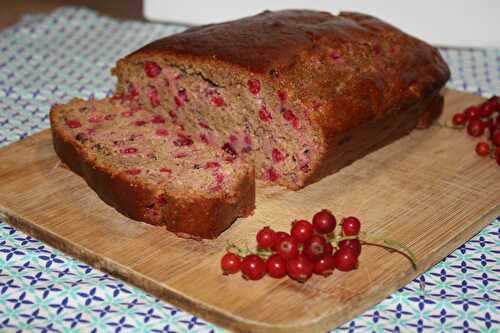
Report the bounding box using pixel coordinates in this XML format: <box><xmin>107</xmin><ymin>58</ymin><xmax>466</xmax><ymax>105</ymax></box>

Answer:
<box><xmin>52</xmin><ymin>97</ymin><xmax>250</xmax><ymax>199</ymax></box>
<box><xmin>116</xmin><ymin>60</ymin><xmax>322</xmax><ymax>189</ymax></box>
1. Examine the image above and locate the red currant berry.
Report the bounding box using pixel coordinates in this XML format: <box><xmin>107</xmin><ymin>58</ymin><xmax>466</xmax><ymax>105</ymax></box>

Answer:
<box><xmin>495</xmin><ymin>146</ymin><xmax>500</xmax><ymax>158</ymax></box>
<box><xmin>287</xmin><ymin>254</ymin><xmax>313</xmax><ymax>282</ymax></box>
<box><xmin>65</xmin><ymin>119</ymin><xmax>81</xmax><ymax>128</ymax></box>
<box><xmin>272</xmin><ymin>231</ymin><xmax>290</xmax><ymax>250</ymax></box>
<box><xmin>144</xmin><ymin>61</ymin><xmax>162</xmax><ymax>78</ymax></box>
<box><xmin>489</xmin><ymin>124</ymin><xmax>500</xmax><ymax>140</ymax></box>
<box><xmin>342</xmin><ymin>216</ymin><xmax>361</xmax><ymax>236</ymax></box>
<box><xmin>323</xmin><ymin>242</ymin><xmax>334</xmax><ymax>256</ymax></box>
<box><xmin>247</xmin><ymin>79</ymin><xmax>261</xmax><ymax>95</ymax></box>
<box><xmin>492</xmin><ymin>100</ymin><xmax>500</xmax><ymax>112</ymax></box>
<box><xmin>241</xmin><ymin>255</ymin><xmax>266</xmax><ymax>280</ymax></box>
<box><xmin>497</xmin><ymin>155</ymin><xmax>500</xmax><ymax>167</ymax></box>
<box><xmin>303</xmin><ymin>235</ymin><xmax>328</xmax><ymax>262</ymax></box>
<box><xmin>338</xmin><ymin>239</ymin><xmax>362</xmax><ymax>256</ymax></box>
<box><xmin>333</xmin><ymin>247</ymin><xmax>358</xmax><ymax>272</ymax></box>
<box><xmin>275</xmin><ymin>235</ymin><xmax>299</xmax><ymax>260</ymax></box>
<box><xmin>464</xmin><ymin>106</ymin><xmax>480</xmax><ymax>120</ymax></box>
<box><xmin>475</xmin><ymin>142</ymin><xmax>490</xmax><ymax>157</ymax></box>
<box><xmin>492</xmin><ymin>130</ymin><xmax>500</xmax><ymax>146</ymax></box>
<box><xmin>290</xmin><ymin>220</ymin><xmax>314</xmax><ymax>243</ymax></box>
<box><xmin>211</xmin><ymin>95</ymin><xmax>225</xmax><ymax>107</ymax></box>
<box><xmin>480</xmin><ymin>102</ymin><xmax>494</xmax><ymax>118</ymax></box>
<box><xmin>266</xmin><ymin>254</ymin><xmax>287</xmax><ymax>278</ymax></box>
<box><xmin>452</xmin><ymin>113</ymin><xmax>467</xmax><ymax>126</ymax></box>
<box><xmin>220</xmin><ymin>252</ymin><xmax>241</xmax><ymax>274</ymax></box>
<box><xmin>313</xmin><ymin>254</ymin><xmax>335</xmax><ymax>276</ymax></box>
<box><xmin>467</xmin><ymin>119</ymin><xmax>485</xmax><ymax>137</ymax></box>
<box><xmin>256</xmin><ymin>226</ymin><xmax>277</xmax><ymax>249</ymax></box>
<box><xmin>312</xmin><ymin>209</ymin><xmax>336</xmax><ymax>234</ymax></box>
<box><xmin>487</xmin><ymin>95</ymin><xmax>499</xmax><ymax>108</ymax></box>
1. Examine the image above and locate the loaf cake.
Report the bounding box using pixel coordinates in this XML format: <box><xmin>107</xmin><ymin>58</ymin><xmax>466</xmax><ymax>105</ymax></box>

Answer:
<box><xmin>113</xmin><ymin>10</ymin><xmax>450</xmax><ymax>189</ymax></box>
<box><xmin>51</xmin><ymin>10</ymin><xmax>449</xmax><ymax>238</ymax></box>
<box><xmin>50</xmin><ymin>97</ymin><xmax>255</xmax><ymax>239</ymax></box>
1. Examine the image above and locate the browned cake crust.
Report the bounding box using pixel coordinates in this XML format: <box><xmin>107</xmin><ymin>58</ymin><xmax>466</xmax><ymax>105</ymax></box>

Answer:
<box><xmin>50</xmin><ymin>105</ymin><xmax>255</xmax><ymax>239</ymax></box>
<box><xmin>304</xmin><ymin>91</ymin><xmax>444</xmax><ymax>185</ymax></box>
<box><xmin>113</xmin><ymin>10</ymin><xmax>450</xmax><ymax>189</ymax></box>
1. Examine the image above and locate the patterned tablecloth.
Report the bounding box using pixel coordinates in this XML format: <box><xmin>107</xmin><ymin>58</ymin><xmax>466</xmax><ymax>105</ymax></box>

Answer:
<box><xmin>0</xmin><ymin>7</ymin><xmax>498</xmax><ymax>333</ymax></box>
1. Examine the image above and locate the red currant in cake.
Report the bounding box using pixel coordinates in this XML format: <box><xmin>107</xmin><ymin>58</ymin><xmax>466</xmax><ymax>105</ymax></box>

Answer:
<box><xmin>144</xmin><ymin>61</ymin><xmax>162</xmax><ymax>78</ymax></box>
<box><xmin>247</xmin><ymin>79</ymin><xmax>261</xmax><ymax>95</ymax></box>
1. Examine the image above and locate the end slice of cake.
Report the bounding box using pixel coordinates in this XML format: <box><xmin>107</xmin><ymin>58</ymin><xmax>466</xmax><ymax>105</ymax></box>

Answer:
<box><xmin>50</xmin><ymin>97</ymin><xmax>255</xmax><ymax>239</ymax></box>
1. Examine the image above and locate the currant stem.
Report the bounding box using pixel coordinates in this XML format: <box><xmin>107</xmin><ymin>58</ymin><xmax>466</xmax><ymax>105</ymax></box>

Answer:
<box><xmin>433</xmin><ymin>121</ymin><xmax>465</xmax><ymax>130</ymax></box>
<box><xmin>357</xmin><ymin>232</ymin><xmax>418</xmax><ymax>270</ymax></box>
<box><xmin>225</xmin><ymin>242</ymin><xmax>274</xmax><ymax>259</ymax></box>
<box><xmin>489</xmin><ymin>143</ymin><xmax>497</xmax><ymax>159</ymax></box>
<box><xmin>225</xmin><ymin>242</ymin><xmax>248</xmax><ymax>256</ymax></box>
<box><xmin>325</xmin><ymin>232</ymin><xmax>417</xmax><ymax>269</ymax></box>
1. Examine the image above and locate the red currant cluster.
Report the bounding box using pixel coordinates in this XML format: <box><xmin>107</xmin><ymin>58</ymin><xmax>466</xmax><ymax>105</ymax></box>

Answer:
<box><xmin>220</xmin><ymin>210</ymin><xmax>415</xmax><ymax>282</ymax></box>
<box><xmin>449</xmin><ymin>95</ymin><xmax>500</xmax><ymax>166</ymax></box>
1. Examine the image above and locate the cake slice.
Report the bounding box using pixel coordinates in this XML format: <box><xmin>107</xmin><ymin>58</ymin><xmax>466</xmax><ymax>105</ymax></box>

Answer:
<box><xmin>112</xmin><ymin>10</ymin><xmax>450</xmax><ymax>189</ymax></box>
<box><xmin>50</xmin><ymin>96</ymin><xmax>255</xmax><ymax>239</ymax></box>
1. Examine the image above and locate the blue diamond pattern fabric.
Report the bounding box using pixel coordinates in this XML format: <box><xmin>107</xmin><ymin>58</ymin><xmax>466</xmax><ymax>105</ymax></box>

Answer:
<box><xmin>0</xmin><ymin>7</ymin><xmax>498</xmax><ymax>333</ymax></box>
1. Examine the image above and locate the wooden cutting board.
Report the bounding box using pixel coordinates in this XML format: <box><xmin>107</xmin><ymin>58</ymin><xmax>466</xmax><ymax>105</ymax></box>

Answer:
<box><xmin>0</xmin><ymin>89</ymin><xmax>498</xmax><ymax>333</ymax></box>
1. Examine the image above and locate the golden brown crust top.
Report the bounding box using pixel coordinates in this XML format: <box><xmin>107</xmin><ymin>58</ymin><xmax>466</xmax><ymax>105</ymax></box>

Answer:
<box><xmin>131</xmin><ymin>10</ymin><xmax>340</xmax><ymax>73</ymax></box>
<box><xmin>126</xmin><ymin>10</ymin><xmax>450</xmax><ymax>140</ymax></box>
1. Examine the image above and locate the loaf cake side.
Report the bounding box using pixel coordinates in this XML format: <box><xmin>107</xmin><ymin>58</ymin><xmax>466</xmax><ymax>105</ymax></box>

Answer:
<box><xmin>112</xmin><ymin>10</ymin><xmax>450</xmax><ymax>190</ymax></box>
<box><xmin>49</xmin><ymin>98</ymin><xmax>255</xmax><ymax>239</ymax></box>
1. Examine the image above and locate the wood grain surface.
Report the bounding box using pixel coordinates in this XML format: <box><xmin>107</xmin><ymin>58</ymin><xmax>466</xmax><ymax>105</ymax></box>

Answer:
<box><xmin>0</xmin><ymin>89</ymin><xmax>498</xmax><ymax>332</ymax></box>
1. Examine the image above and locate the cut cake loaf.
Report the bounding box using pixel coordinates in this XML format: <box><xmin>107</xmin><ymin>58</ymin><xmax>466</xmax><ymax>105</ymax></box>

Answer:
<box><xmin>113</xmin><ymin>10</ymin><xmax>450</xmax><ymax>189</ymax></box>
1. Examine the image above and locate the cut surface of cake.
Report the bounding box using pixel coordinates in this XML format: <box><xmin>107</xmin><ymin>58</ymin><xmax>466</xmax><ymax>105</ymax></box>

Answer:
<box><xmin>50</xmin><ymin>97</ymin><xmax>255</xmax><ymax>238</ymax></box>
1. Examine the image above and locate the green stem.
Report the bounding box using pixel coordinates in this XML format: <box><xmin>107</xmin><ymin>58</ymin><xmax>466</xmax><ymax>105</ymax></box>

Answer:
<box><xmin>326</xmin><ymin>232</ymin><xmax>416</xmax><ymax>269</ymax></box>
<box><xmin>358</xmin><ymin>233</ymin><xmax>417</xmax><ymax>270</ymax></box>
<box><xmin>225</xmin><ymin>242</ymin><xmax>249</xmax><ymax>256</ymax></box>
<box><xmin>337</xmin><ymin>235</ymin><xmax>360</xmax><ymax>242</ymax></box>
<box><xmin>225</xmin><ymin>242</ymin><xmax>274</xmax><ymax>259</ymax></box>
<box><xmin>489</xmin><ymin>143</ymin><xmax>497</xmax><ymax>159</ymax></box>
<box><xmin>433</xmin><ymin>121</ymin><xmax>464</xmax><ymax>130</ymax></box>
